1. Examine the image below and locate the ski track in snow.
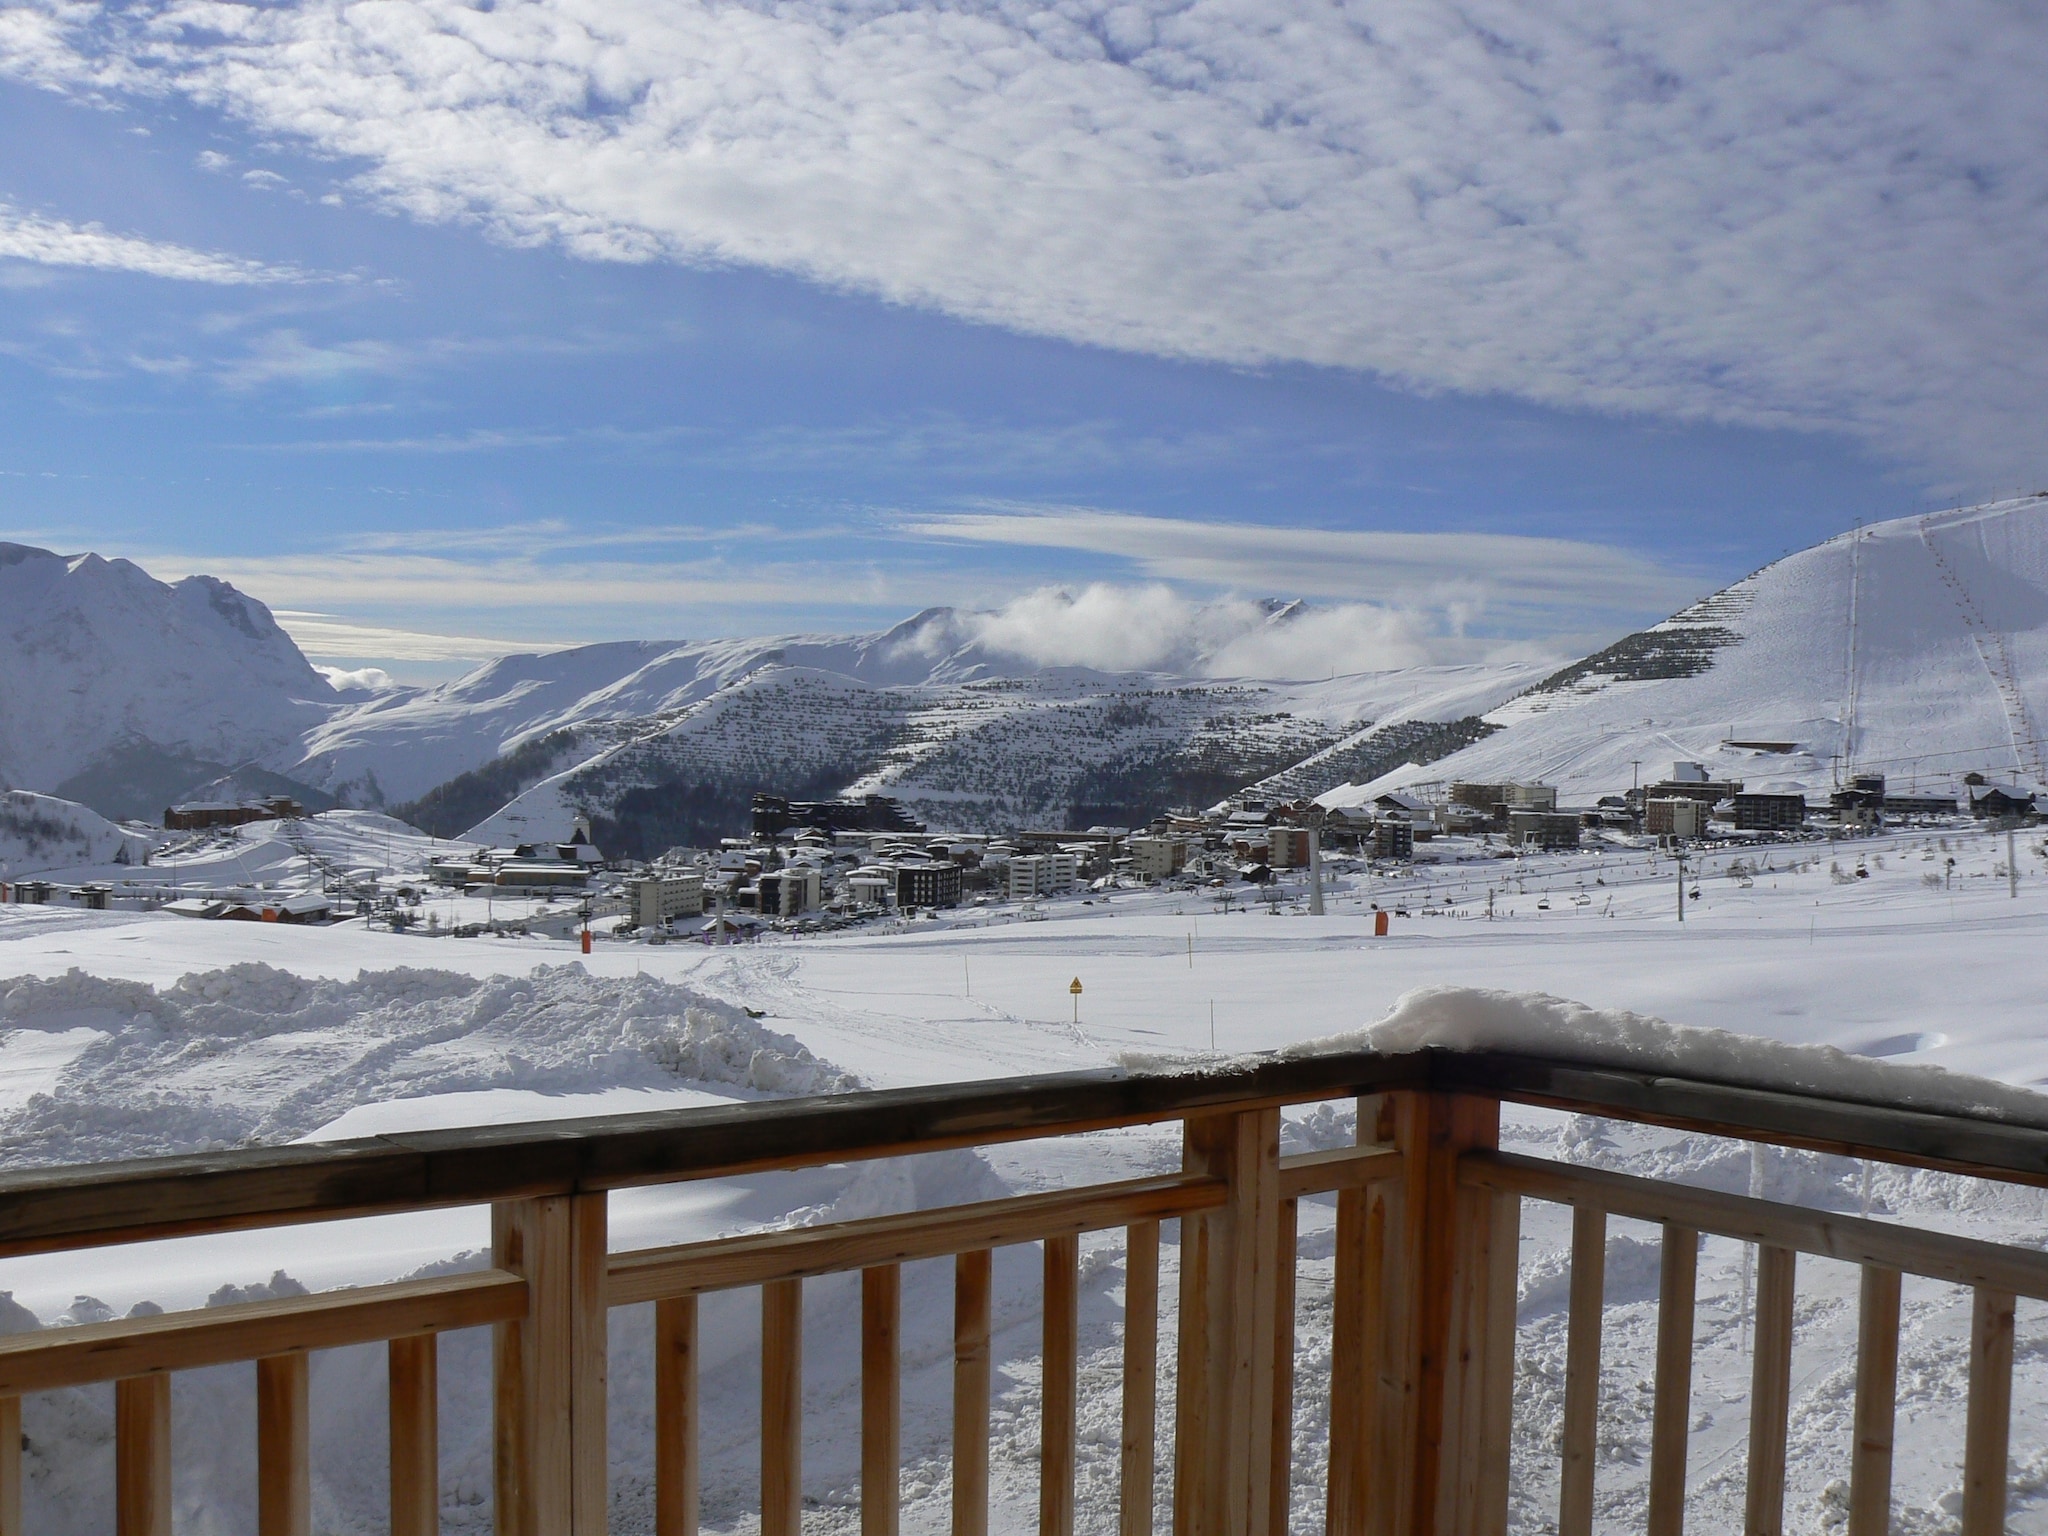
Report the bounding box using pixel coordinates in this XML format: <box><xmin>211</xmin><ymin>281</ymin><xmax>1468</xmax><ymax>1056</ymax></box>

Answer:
<box><xmin>2</xmin><ymin>827</ymin><xmax>2048</xmax><ymax>1531</ymax></box>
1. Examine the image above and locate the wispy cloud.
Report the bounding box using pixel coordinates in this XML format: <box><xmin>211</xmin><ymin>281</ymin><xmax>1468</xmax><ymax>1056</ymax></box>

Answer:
<box><xmin>904</xmin><ymin>505</ymin><xmax>1703</xmax><ymax>629</ymax></box>
<box><xmin>273</xmin><ymin>611</ymin><xmax>551</xmax><ymax>662</ymax></box>
<box><xmin>7</xmin><ymin>1</ymin><xmax>2046</xmax><ymax>472</ymax></box>
<box><xmin>0</xmin><ymin>203</ymin><xmax>305</xmax><ymax>285</ymax></box>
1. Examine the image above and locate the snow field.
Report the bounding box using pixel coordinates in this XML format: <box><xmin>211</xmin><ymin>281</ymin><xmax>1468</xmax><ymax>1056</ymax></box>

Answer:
<box><xmin>1</xmin><ymin>825</ymin><xmax>2047</xmax><ymax>1531</ymax></box>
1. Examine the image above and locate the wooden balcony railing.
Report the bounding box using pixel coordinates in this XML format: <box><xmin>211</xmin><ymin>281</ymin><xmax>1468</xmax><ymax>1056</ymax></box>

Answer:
<box><xmin>0</xmin><ymin>1042</ymin><xmax>2044</xmax><ymax>1536</ymax></box>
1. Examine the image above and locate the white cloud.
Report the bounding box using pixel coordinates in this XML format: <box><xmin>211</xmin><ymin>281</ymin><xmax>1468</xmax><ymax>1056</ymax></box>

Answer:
<box><xmin>7</xmin><ymin>1</ymin><xmax>2047</xmax><ymax>471</ymax></box>
<box><xmin>0</xmin><ymin>202</ymin><xmax>304</xmax><ymax>284</ymax></box>
<box><xmin>905</xmin><ymin>505</ymin><xmax>1701</xmax><ymax>629</ymax></box>
<box><xmin>959</xmin><ymin>585</ymin><xmax>1445</xmax><ymax>677</ymax></box>
<box><xmin>313</xmin><ymin>662</ymin><xmax>398</xmax><ymax>691</ymax></box>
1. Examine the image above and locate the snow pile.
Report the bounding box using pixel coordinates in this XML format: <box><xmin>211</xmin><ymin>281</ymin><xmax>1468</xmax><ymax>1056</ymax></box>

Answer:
<box><xmin>0</xmin><ymin>791</ymin><xmax>152</xmax><ymax>877</ymax></box>
<box><xmin>1280</xmin><ymin>984</ymin><xmax>2048</xmax><ymax>1127</ymax></box>
<box><xmin>0</xmin><ymin>962</ymin><xmax>857</xmax><ymax>1167</ymax></box>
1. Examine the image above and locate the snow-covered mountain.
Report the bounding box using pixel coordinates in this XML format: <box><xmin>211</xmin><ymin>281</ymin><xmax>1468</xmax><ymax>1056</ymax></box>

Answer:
<box><xmin>24</xmin><ymin>496</ymin><xmax>2048</xmax><ymax>845</ymax></box>
<box><xmin>0</xmin><ymin>791</ymin><xmax>154</xmax><ymax>876</ymax></box>
<box><xmin>281</xmin><ymin>607</ymin><xmax>1544</xmax><ymax>850</ymax></box>
<box><xmin>0</xmin><ymin>544</ymin><xmax>337</xmax><ymax>820</ymax></box>
<box><xmin>1323</xmin><ymin>496</ymin><xmax>2048</xmax><ymax>808</ymax></box>
<box><xmin>457</xmin><ymin>660</ymin><xmax>1542</xmax><ymax>853</ymax></box>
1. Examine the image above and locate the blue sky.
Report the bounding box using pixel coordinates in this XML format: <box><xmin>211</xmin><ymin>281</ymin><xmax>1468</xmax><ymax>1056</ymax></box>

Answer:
<box><xmin>3</xmin><ymin>2</ymin><xmax>2043</xmax><ymax>682</ymax></box>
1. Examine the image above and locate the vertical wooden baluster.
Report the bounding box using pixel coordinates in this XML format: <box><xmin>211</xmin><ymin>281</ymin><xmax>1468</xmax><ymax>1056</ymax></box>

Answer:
<box><xmin>1558</xmin><ymin>1206</ymin><xmax>1605</xmax><ymax>1536</ymax></box>
<box><xmin>1324</xmin><ymin>1184</ymin><xmax>1369</xmax><ymax>1536</ymax></box>
<box><xmin>0</xmin><ymin>1395</ymin><xmax>19</xmax><ymax>1536</ymax></box>
<box><xmin>656</xmin><ymin>1297</ymin><xmax>700</xmax><ymax>1536</ymax></box>
<box><xmin>258</xmin><ymin>1352</ymin><xmax>311</xmax><ymax>1536</ymax></box>
<box><xmin>1647</xmin><ymin>1225</ymin><xmax>1699</xmax><ymax>1536</ymax></box>
<box><xmin>1044</xmin><ymin>1233</ymin><xmax>1081</xmax><ymax>1536</ymax></box>
<box><xmin>571</xmin><ymin>1194</ymin><xmax>609</xmax><ymax>1536</ymax></box>
<box><xmin>1173</xmin><ymin>1187</ymin><xmax>1209</xmax><ymax>1536</ymax></box>
<box><xmin>1961</xmin><ymin>1288</ymin><xmax>2015</xmax><ymax>1536</ymax></box>
<box><xmin>763</xmin><ymin>1278</ymin><xmax>805</xmax><ymax>1536</ymax></box>
<box><xmin>389</xmin><ymin>1334</ymin><xmax>439</xmax><ymax>1536</ymax></box>
<box><xmin>1846</xmin><ymin>1267</ymin><xmax>1900</xmax><ymax>1536</ymax></box>
<box><xmin>1744</xmin><ymin>1248</ymin><xmax>1796</xmax><ymax>1536</ymax></box>
<box><xmin>864</xmin><ymin>1266</ymin><xmax>902</xmax><ymax>1536</ymax></box>
<box><xmin>115</xmin><ymin>1374</ymin><xmax>172</xmax><ymax>1536</ymax></box>
<box><xmin>1268</xmin><ymin>1198</ymin><xmax>1297</xmax><ymax>1536</ymax></box>
<box><xmin>495</xmin><ymin>1193</ymin><xmax>607</xmax><ymax>1536</ymax></box>
<box><xmin>954</xmin><ymin>1250</ymin><xmax>993</xmax><ymax>1536</ymax></box>
<box><xmin>1121</xmin><ymin>1222</ymin><xmax>1161</xmax><ymax>1536</ymax></box>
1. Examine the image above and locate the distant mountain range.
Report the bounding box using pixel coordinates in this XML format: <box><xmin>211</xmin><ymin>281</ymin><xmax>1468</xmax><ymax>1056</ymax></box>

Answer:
<box><xmin>7</xmin><ymin>497</ymin><xmax>2046</xmax><ymax>846</ymax></box>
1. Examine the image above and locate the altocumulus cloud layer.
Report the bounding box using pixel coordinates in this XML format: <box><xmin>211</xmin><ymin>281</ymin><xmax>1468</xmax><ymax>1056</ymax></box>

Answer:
<box><xmin>6</xmin><ymin>1</ymin><xmax>2046</xmax><ymax>471</ymax></box>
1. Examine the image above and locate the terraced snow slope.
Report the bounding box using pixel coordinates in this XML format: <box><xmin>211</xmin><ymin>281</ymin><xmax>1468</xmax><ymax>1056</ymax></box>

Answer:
<box><xmin>1325</xmin><ymin>496</ymin><xmax>2048</xmax><ymax>806</ymax></box>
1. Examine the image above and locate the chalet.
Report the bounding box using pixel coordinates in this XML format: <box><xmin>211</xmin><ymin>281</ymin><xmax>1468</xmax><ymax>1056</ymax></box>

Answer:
<box><xmin>1969</xmin><ymin>783</ymin><xmax>2040</xmax><ymax>820</ymax></box>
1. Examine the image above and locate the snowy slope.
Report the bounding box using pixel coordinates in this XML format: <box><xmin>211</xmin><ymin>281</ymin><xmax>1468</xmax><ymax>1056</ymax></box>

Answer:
<box><xmin>463</xmin><ymin>661</ymin><xmax>1541</xmax><ymax>849</ymax></box>
<box><xmin>0</xmin><ymin>792</ymin><xmax>152</xmax><ymax>877</ymax></box>
<box><xmin>1324</xmin><ymin>495</ymin><xmax>2048</xmax><ymax>807</ymax></box>
<box><xmin>289</xmin><ymin>606</ymin><xmax>1512</xmax><ymax>810</ymax></box>
<box><xmin>5</xmin><ymin>828</ymin><xmax>2048</xmax><ymax>1536</ymax></box>
<box><xmin>0</xmin><ymin>544</ymin><xmax>336</xmax><ymax>818</ymax></box>
<box><xmin>284</xmin><ymin>610</ymin><xmax>1086</xmax><ymax>805</ymax></box>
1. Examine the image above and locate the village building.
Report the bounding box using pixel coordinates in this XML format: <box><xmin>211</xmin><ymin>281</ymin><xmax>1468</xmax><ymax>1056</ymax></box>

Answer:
<box><xmin>162</xmin><ymin>795</ymin><xmax>303</xmax><ymax>831</ymax></box>
<box><xmin>1645</xmin><ymin>797</ymin><xmax>1708</xmax><ymax>839</ymax></box>
<box><xmin>894</xmin><ymin>860</ymin><xmax>963</xmax><ymax>909</ymax></box>
<box><xmin>1506</xmin><ymin>809</ymin><xmax>1581</xmax><ymax>850</ymax></box>
<box><xmin>1009</xmin><ymin>852</ymin><xmax>1080</xmax><ymax>901</ymax></box>
<box><xmin>1128</xmin><ymin>836</ymin><xmax>1189</xmax><ymax>881</ymax></box>
<box><xmin>1731</xmin><ymin>789</ymin><xmax>1808</xmax><ymax>831</ymax></box>
<box><xmin>759</xmin><ymin>865</ymin><xmax>824</xmax><ymax>918</ymax></box>
<box><xmin>630</xmin><ymin>870</ymin><xmax>706</xmax><ymax>929</ymax></box>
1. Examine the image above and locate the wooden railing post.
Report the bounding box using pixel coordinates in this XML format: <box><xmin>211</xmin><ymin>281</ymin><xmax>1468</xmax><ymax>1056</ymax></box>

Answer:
<box><xmin>762</xmin><ymin>1278</ymin><xmax>804</xmax><ymax>1536</ymax></box>
<box><xmin>1173</xmin><ymin>1105</ymin><xmax>1282</xmax><ymax>1536</ymax></box>
<box><xmin>1388</xmin><ymin>1091</ymin><xmax>1512</xmax><ymax>1536</ymax></box>
<box><xmin>1324</xmin><ymin>1159</ymin><xmax>1371</xmax><ymax>1536</ymax></box>
<box><xmin>952</xmin><ymin>1250</ymin><xmax>993</xmax><ymax>1536</ymax></box>
<box><xmin>0</xmin><ymin>1395</ymin><xmax>19</xmax><ymax>1536</ymax></box>
<box><xmin>1557</xmin><ymin>1206</ymin><xmax>1606</xmax><ymax>1536</ymax></box>
<box><xmin>1962</xmin><ymin>1288</ymin><xmax>2015</xmax><ymax>1536</ymax></box>
<box><xmin>654</xmin><ymin>1297</ymin><xmax>699</xmax><ymax>1536</ymax></box>
<box><xmin>389</xmin><ymin>1334</ymin><xmax>439</xmax><ymax>1536</ymax></box>
<box><xmin>863</xmin><ymin>1265</ymin><xmax>902</xmax><ymax>1536</ymax></box>
<box><xmin>1846</xmin><ymin>1268</ymin><xmax>1900</xmax><ymax>1536</ymax></box>
<box><xmin>257</xmin><ymin>1352</ymin><xmax>311</xmax><ymax>1536</ymax></box>
<box><xmin>1425</xmin><ymin>1097</ymin><xmax>1523</xmax><ymax>1536</ymax></box>
<box><xmin>1043</xmin><ymin>1234</ymin><xmax>1081</xmax><ymax>1536</ymax></box>
<box><xmin>1121</xmin><ymin>1222</ymin><xmax>1161</xmax><ymax>1536</ymax></box>
<box><xmin>494</xmin><ymin>1192</ymin><xmax>609</xmax><ymax>1536</ymax></box>
<box><xmin>1648</xmin><ymin>1225</ymin><xmax>1699</xmax><ymax>1536</ymax></box>
<box><xmin>115</xmin><ymin>1374</ymin><xmax>171</xmax><ymax>1536</ymax></box>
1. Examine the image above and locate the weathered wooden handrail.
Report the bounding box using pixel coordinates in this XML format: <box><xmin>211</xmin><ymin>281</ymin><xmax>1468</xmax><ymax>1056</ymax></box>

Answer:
<box><xmin>1</xmin><ymin>1042</ymin><xmax>2046</xmax><ymax>1536</ymax></box>
<box><xmin>14</xmin><ymin>1042</ymin><xmax>2048</xmax><ymax>1256</ymax></box>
